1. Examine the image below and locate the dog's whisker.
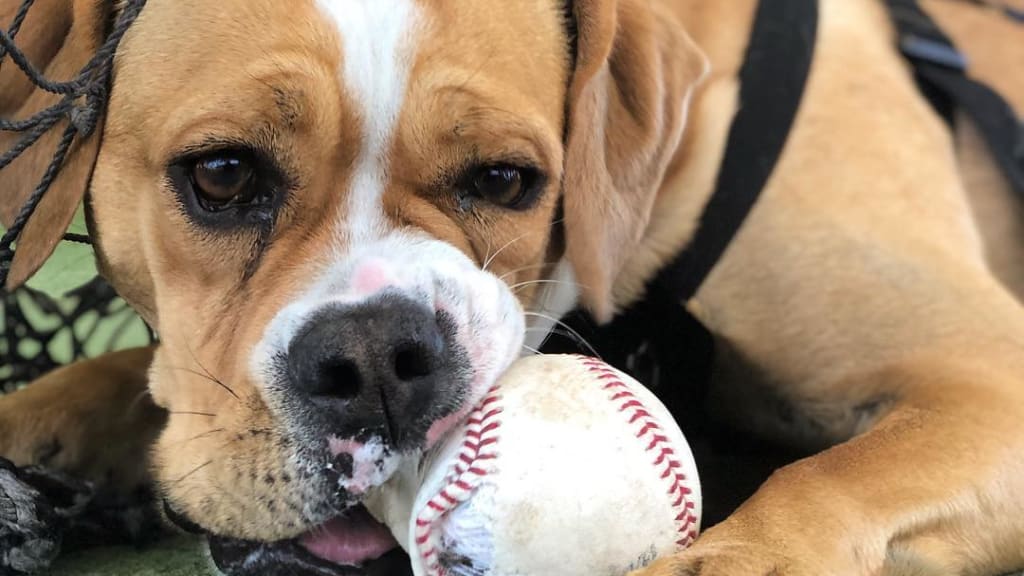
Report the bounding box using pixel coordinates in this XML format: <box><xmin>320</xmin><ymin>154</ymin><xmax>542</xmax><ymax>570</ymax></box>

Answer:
<box><xmin>166</xmin><ymin>428</ymin><xmax>226</xmax><ymax>447</ymax></box>
<box><xmin>174</xmin><ymin>459</ymin><xmax>214</xmax><ymax>485</ymax></box>
<box><xmin>154</xmin><ymin>363</ymin><xmax>223</xmax><ymax>383</ymax></box>
<box><xmin>482</xmin><ymin>230</ymin><xmax>538</xmax><ymax>272</ymax></box>
<box><xmin>510</xmin><ymin>279</ymin><xmax>584</xmax><ymax>293</ymax></box>
<box><xmin>523</xmin><ymin>327</ymin><xmax>602</xmax><ymax>357</ymax></box>
<box><xmin>174</xmin><ymin>340</ymin><xmax>241</xmax><ymax>401</ymax></box>
<box><xmin>167</xmin><ymin>336</ymin><xmax>241</xmax><ymax>399</ymax></box>
<box><xmin>154</xmin><ymin>363</ymin><xmax>240</xmax><ymax>401</ymax></box>
<box><xmin>193</xmin><ymin>366</ymin><xmax>240</xmax><ymax>401</ymax></box>
<box><xmin>169</xmin><ymin>411</ymin><xmax>218</xmax><ymax>418</ymax></box>
<box><xmin>189</xmin><ymin>426</ymin><xmax>227</xmax><ymax>438</ymax></box>
<box><xmin>486</xmin><ymin>217</ymin><xmax>564</xmax><ymax>275</ymax></box>
<box><xmin>524</xmin><ymin>326</ymin><xmax>588</xmax><ymax>342</ymax></box>
<box><xmin>521</xmin><ymin>344</ymin><xmax>542</xmax><ymax>355</ymax></box>
<box><xmin>125</xmin><ymin>389</ymin><xmax>154</xmax><ymax>417</ymax></box>
<box><xmin>523</xmin><ymin>311</ymin><xmax>601</xmax><ymax>359</ymax></box>
<box><xmin>497</xmin><ymin>262</ymin><xmax>559</xmax><ymax>282</ymax></box>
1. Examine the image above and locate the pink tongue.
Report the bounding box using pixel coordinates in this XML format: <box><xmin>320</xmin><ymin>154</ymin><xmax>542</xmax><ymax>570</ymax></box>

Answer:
<box><xmin>299</xmin><ymin>506</ymin><xmax>399</xmax><ymax>566</ymax></box>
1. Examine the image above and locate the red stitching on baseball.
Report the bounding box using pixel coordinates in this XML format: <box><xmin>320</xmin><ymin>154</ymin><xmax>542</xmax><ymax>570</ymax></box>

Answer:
<box><xmin>646</xmin><ymin>434</ymin><xmax>669</xmax><ymax>450</ymax></box>
<box><xmin>653</xmin><ymin>447</ymin><xmax>675</xmax><ymax>465</ymax></box>
<box><xmin>630</xmin><ymin>409</ymin><xmax>653</xmax><ymax>423</ymax></box>
<box><xmin>637</xmin><ymin>422</ymin><xmax>662</xmax><ymax>436</ymax></box>
<box><xmin>619</xmin><ymin>399</ymin><xmax>645</xmax><ymax>411</ymax></box>
<box><xmin>576</xmin><ymin>355</ymin><xmax>699</xmax><ymax>549</ymax></box>
<box><xmin>414</xmin><ymin>384</ymin><xmax>504</xmax><ymax>576</ymax></box>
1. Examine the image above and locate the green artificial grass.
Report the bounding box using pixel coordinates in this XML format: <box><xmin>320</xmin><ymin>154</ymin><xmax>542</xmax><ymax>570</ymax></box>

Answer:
<box><xmin>1</xmin><ymin>208</ymin><xmax>150</xmax><ymax>384</ymax></box>
<box><xmin>41</xmin><ymin>537</ymin><xmax>215</xmax><ymax>576</ymax></box>
<box><xmin>21</xmin><ymin>208</ymin><xmax>99</xmax><ymax>299</ymax></box>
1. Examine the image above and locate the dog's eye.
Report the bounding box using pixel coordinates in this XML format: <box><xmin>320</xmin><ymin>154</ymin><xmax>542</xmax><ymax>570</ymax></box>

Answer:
<box><xmin>468</xmin><ymin>164</ymin><xmax>540</xmax><ymax>209</ymax></box>
<box><xmin>169</xmin><ymin>146</ymin><xmax>290</xmax><ymax>230</ymax></box>
<box><xmin>189</xmin><ymin>154</ymin><xmax>256</xmax><ymax>210</ymax></box>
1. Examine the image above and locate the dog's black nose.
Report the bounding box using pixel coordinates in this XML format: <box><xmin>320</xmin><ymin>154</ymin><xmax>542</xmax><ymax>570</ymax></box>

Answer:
<box><xmin>286</xmin><ymin>294</ymin><xmax>452</xmax><ymax>443</ymax></box>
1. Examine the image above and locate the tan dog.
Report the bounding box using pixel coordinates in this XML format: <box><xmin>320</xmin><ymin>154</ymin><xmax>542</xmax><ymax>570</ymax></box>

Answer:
<box><xmin>3</xmin><ymin>0</ymin><xmax>1024</xmax><ymax>574</ymax></box>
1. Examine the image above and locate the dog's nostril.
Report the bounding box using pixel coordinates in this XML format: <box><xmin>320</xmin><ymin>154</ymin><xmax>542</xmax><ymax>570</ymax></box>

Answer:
<box><xmin>393</xmin><ymin>344</ymin><xmax>433</xmax><ymax>382</ymax></box>
<box><xmin>316</xmin><ymin>359</ymin><xmax>362</xmax><ymax>400</ymax></box>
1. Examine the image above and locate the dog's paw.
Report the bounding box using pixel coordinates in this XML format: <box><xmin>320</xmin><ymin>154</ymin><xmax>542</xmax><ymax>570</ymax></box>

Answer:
<box><xmin>628</xmin><ymin>533</ymin><xmax>824</xmax><ymax>576</ymax></box>
<box><xmin>629</xmin><ymin>549</ymin><xmax>817</xmax><ymax>576</ymax></box>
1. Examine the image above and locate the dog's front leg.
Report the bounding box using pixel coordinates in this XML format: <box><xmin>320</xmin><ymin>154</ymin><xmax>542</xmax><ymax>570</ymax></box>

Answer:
<box><xmin>632</xmin><ymin>353</ymin><xmax>1024</xmax><ymax>576</ymax></box>
<box><xmin>0</xmin><ymin>347</ymin><xmax>164</xmax><ymax>493</ymax></box>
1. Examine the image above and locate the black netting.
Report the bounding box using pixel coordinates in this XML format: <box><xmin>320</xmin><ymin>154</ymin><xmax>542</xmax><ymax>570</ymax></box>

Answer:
<box><xmin>1</xmin><ymin>277</ymin><xmax>155</xmax><ymax>392</ymax></box>
<box><xmin>1</xmin><ymin>0</ymin><xmax>153</xmax><ymax>393</ymax></box>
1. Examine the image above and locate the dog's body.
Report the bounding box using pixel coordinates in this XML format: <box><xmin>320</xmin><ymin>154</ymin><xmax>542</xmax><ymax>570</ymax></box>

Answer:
<box><xmin>2</xmin><ymin>0</ymin><xmax>1024</xmax><ymax>574</ymax></box>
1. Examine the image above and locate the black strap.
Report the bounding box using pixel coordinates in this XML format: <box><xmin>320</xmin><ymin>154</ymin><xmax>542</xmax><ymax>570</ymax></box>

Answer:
<box><xmin>541</xmin><ymin>0</ymin><xmax>819</xmax><ymax>415</ymax></box>
<box><xmin>653</xmin><ymin>0</ymin><xmax>819</xmax><ymax>302</ymax></box>
<box><xmin>886</xmin><ymin>0</ymin><xmax>1024</xmax><ymax>197</ymax></box>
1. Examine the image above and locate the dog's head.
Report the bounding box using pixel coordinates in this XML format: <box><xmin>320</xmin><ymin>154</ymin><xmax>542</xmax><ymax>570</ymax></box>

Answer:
<box><xmin>1</xmin><ymin>0</ymin><xmax>705</xmax><ymax>570</ymax></box>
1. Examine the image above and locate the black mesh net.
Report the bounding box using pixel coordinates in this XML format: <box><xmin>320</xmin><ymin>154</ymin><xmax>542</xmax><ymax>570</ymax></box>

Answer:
<box><xmin>1</xmin><ymin>0</ymin><xmax>153</xmax><ymax>393</ymax></box>
<box><xmin>0</xmin><ymin>276</ymin><xmax>155</xmax><ymax>392</ymax></box>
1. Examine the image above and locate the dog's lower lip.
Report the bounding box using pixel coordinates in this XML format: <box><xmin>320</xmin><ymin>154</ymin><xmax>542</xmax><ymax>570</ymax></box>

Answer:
<box><xmin>299</xmin><ymin>505</ymin><xmax>399</xmax><ymax>566</ymax></box>
<box><xmin>162</xmin><ymin>499</ymin><xmax>205</xmax><ymax>535</ymax></box>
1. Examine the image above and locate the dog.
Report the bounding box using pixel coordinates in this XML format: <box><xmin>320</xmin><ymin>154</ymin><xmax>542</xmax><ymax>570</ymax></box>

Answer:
<box><xmin>2</xmin><ymin>0</ymin><xmax>1024</xmax><ymax>574</ymax></box>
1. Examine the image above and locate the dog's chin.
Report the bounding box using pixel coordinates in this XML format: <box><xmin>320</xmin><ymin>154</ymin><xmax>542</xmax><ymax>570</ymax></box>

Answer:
<box><xmin>208</xmin><ymin>505</ymin><xmax>410</xmax><ymax>576</ymax></box>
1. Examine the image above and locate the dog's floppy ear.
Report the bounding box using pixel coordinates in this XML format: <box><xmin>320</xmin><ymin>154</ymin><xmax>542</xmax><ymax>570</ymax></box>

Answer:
<box><xmin>562</xmin><ymin>0</ymin><xmax>707</xmax><ymax>322</ymax></box>
<box><xmin>0</xmin><ymin>0</ymin><xmax>111</xmax><ymax>289</ymax></box>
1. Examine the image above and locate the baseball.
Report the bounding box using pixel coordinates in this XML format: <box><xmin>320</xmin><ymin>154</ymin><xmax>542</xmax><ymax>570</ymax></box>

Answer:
<box><xmin>363</xmin><ymin>354</ymin><xmax>701</xmax><ymax>576</ymax></box>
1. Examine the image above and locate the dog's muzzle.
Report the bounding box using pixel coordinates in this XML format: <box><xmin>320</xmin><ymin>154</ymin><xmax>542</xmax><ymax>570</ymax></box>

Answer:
<box><xmin>235</xmin><ymin>233</ymin><xmax>525</xmax><ymax>571</ymax></box>
<box><xmin>285</xmin><ymin>293</ymin><xmax>465</xmax><ymax>449</ymax></box>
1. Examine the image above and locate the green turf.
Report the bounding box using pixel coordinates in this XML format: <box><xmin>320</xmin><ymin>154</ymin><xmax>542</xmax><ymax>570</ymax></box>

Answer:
<box><xmin>22</xmin><ymin>208</ymin><xmax>100</xmax><ymax>299</ymax></box>
<box><xmin>41</xmin><ymin>537</ymin><xmax>215</xmax><ymax>576</ymax></box>
<box><xmin>2</xmin><ymin>208</ymin><xmax>150</xmax><ymax>381</ymax></box>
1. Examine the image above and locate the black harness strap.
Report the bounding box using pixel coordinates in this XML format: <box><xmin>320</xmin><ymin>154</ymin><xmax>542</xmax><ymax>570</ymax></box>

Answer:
<box><xmin>653</xmin><ymin>0</ymin><xmax>819</xmax><ymax>302</ymax></box>
<box><xmin>886</xmin><ymin>0</ymin><xmax>1024</xmax><ymax>198</ymax></box>
<box><xmin>543</xmin><ymin>0</ymin><xmax>819</xmax><ymax>414</ymax></box>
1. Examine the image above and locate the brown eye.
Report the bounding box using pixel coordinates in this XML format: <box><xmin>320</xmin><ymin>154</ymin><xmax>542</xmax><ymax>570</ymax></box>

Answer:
<box><xmin>470</xmin><ymin>164</ymin><xmax>537</xmax><ymax>208</ymax></box>
<box><xmin>190</xmin><ymin>155</ymin><xmax>254</xmax><ymax>209</ymax></box>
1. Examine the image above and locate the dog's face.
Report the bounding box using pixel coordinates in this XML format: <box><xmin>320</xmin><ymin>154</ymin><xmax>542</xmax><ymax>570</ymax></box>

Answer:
<box><xmin>2</xmin><ymin>0</ymin><xmax>705</xmax><ymax>570</ymax></box>
<box><xmin>93</xmin><ymin>0</ymin><xmax>568</xmax><ymax>545</ymax></box>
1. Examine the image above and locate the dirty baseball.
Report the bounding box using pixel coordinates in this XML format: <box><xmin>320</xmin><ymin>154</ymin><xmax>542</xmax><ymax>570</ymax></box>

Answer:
<box><xmin>364</xmin><ymin>354</ymin><xmax>702</xmax><ymax>576</ymax></box>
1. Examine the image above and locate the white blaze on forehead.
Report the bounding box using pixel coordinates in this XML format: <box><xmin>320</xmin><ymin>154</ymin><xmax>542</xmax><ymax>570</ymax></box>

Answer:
<box><xmin>317</xmin><ymin>0</ymin><xmax>421</xmax><ymax>240</ymax></box>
